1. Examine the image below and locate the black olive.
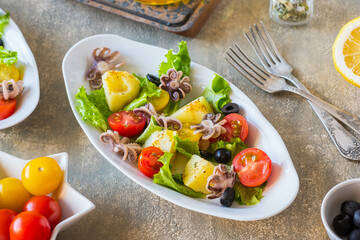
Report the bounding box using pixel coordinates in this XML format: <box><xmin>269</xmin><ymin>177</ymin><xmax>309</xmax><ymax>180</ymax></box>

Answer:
<box><xmin>349</xmin><ymin>229</ymin><xmax>360</xmax><ymax>240</ymax></box>
<box><xmin>146</xmin><ymin>74</ymin><xmax>161</xmax><ymax>86</ymax></box>
<box><xmin>354</xmin><ymin>210</ymin><xmax>360</xmax><ymax>228</ymax></box>
<box><xmin>0</xmin><ymin>39</ymin><xmax>3</xmax><ymax>47</ymax></box>
<box><xmin>333</xmin><ymin>213</ymin><xmax>353</xmax><ymax>236</ymax></box>
<box><xmin>200</xmin><ymin>151</ymin><xmax>213</xmax><ymax>160</ymax></box>
<box><xmin>342</xmin><ymin>201</ymin><xmax>360</xmax><ymax>216</ymax></box>
<box><xmin>221</xmin><ymin>103</ymin><xmax>240</xmax><ymax>116</ymax></box>
<box><xmin>214</xmin><ymin>148</ymin><xmax>231</xmax><ymax>164</ymax></box>
<box><xmin>220</xmin><ymin>187</ymin><xmax>235</xmax><ymax>207</ymax></box>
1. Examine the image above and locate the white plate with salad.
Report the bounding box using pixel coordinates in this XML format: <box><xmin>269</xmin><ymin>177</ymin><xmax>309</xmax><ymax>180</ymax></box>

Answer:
<box><xmin>62</xmin><ymin>34</ymin><xmax>299</xmax><ymax>221</ymax></box>
<box><xmin>0</xmin><ymin>10</ymin><xmax>40</xmax><ymax>129</ymax></box>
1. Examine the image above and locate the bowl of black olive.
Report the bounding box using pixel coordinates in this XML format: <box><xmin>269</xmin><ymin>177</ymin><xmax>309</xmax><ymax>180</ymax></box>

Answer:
<box><xmin>321</xmin><ymin>179</ymin><xmax>360</xmax><ymax>240</ymax></box>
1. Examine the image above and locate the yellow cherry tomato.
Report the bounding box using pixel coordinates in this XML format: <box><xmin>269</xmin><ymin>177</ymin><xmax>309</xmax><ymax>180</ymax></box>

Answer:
<box><xmin>148</xmin><ymin>89</ymin><xmax>170</xmax><ymax>112</ymax></box>
<box><xmin>0</xmin><ymin>64</ymin><xmax>20</xmax><ymax>82</ymax></box>
<box><xmin>0</xmin><ymin>177</ymin><xmax>30</xmax><ymax>212</ymax></box>
<box><xmin>21</xmin><ymin>157</ymin><xmax>63</xmax><ymax>196</ymax></box>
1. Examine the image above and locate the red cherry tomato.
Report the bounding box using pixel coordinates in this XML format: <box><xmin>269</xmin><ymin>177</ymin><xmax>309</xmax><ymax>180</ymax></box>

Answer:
<box><xmin>0</xmin><ymin>209</ymin><xmax>17</xmax><ymax>240</ymax></box>
<box><xmin>9</xmin><ymin>211</ymin><xmax>51</xmax><ymax>240</ymax></box>
<box><xmin>232</xmin><ymin>148</ymin><xmax>272</xmax><ymax>187</ymax></box>
<box><xmin>108</xmin><ymin>111</ymin><xmax>146</xmax><ymax>137</ymax></box>
<box><xmin>221</xmin><ymin>113</ymin><xmax>248</xmax><ymax>142</ymax></box>
<box><xmin>138</xmin><ymin>147</ymin><xmax>164</xmax><ymax>178</ymax></box>
<box><xmin>0</xmin><ymin>99</ymin><xmax>16</xmax><ymax>120</ymax></box>
<box><xmin>23</xmin><ymin>196</ymin><xmax>62</xmax><ymax>229</ymax></box>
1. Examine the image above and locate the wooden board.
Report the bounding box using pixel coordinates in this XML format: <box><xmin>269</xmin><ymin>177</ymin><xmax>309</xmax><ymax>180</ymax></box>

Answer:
<box><xmin>76</xmin><ymin>0</ymin><xmax>220</xmax><ymax>37</ymax></box>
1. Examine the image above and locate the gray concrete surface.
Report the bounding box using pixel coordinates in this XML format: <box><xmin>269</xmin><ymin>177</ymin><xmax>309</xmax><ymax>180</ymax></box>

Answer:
<box><xmin>0</xmin><ymin>0</ymin><xmax>360</xmax><ymax>239</ymax></box>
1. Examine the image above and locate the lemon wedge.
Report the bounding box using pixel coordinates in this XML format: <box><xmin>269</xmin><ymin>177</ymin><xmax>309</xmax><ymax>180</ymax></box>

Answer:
<box><xmin>0</xmin><ymin>64</ymin><xmax>20</xmax><ymax>82</ymax></box>
<box><xmin>333</xmin><ymin>17</ymin><xmax>360</xmax><ymax>87</ymax></box>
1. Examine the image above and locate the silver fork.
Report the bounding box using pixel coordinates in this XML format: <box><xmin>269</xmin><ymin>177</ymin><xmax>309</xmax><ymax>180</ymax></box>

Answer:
<box><xmin>225</xmin><ymin>45</ymin><xmax>360</xmax><ymax>160</ymax></box>
<box><xmin>242</xmin><ymin>22</ymin><xmax>360</xmax><ymax>160</ymax></box>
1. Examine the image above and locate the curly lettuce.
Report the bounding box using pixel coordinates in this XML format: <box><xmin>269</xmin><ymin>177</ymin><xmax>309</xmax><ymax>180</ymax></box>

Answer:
<box><xmin>75</xmin><ymin>86</ymin><xmax>111</xmax><ymax>132</ymax></box>
<box><xmin>153</xmin><ymin>152</ymin><xmax>205</xmax><ymax>198</ymax></box>
<box><xmin>0</xmin><ymin>12</ymin><xmax>10</xmax><ymax>38</ymax></box>
<box><xmin>158</xmin><ymin>41</ymin><xmax>191</xmax><ymax>78</ymax></box>
<box><xmin>174</xmin><ymin>136</ymin><xmax>200</xmax><ymax>158</ymax></box>
<box><xmin>202</xmin><ymin>74</ymin><xmax>231</xmax><ymax>113</ymax></box>
<box><xmin>136</xmin><ymin>116</ymin><xmax>163</xmax><ymax>144</ymax></box>
<box><xmin>233</xmin><ymin>182</ymin><xmax>266</xmax><ymax>205</ymax></box>
<box><xmin>123</xmin><ymin>74</ymin><xmax>162</xmax><ymax>110</ymax></box>
<box><xmin>0</xmin><ymin>47</ymin><xmax>17</xmax><ymax>66</ymax></box>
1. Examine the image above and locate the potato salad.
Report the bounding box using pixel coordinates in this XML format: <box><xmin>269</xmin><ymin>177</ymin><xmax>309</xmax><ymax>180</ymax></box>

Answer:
<box><xmin>75</xmin><ymin>41</ymin><xmax>272</xmax><ymax>207</ymax></box>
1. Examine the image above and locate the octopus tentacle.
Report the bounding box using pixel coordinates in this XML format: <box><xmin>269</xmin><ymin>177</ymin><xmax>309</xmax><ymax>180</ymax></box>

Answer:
<box><xmin>206</xmin><ymin>165</ymin><xmax>236</xmax><ymax>199</ymax></box>
<box><xmin>0</xmin><ymin>80</ymin><xmax>24</xmax><ymax>101</ymax></box>
<box><xmin>159</xmin><ymin>68</ymin><xmax>192</xmax><ymax>102</ymax></box>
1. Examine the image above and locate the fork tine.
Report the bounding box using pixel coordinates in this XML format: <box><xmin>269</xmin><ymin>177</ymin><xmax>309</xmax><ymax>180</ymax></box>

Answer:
<box><xmin>253</xmin><ymin>23</ymin><xmax>280</xmax><ymax>63</ymax></box>
<box><xmin>225</xmin><ymin>51</ymin><xmax>265</xmax><ymax>90</ymax></box>
<box><xmin>246</xmin><ymin>27</ymin><xmax>273</xmax><ymax>67</ymax></box>
<box><xmin>259</xmin><ymin>21</ymin><xmax>285</xmax><ymax>62</ymax></box>
<box><xmin>232</xmin><ymin>44</ymin><xmax>272</xmax><ymax>80</ymax></box>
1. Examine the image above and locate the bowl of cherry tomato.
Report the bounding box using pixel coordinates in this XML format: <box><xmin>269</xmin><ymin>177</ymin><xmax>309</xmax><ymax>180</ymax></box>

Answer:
<box><xmin>0</xmin><ymin>151</ymin><xmax>95</xmax><ymax>240</ymax></box>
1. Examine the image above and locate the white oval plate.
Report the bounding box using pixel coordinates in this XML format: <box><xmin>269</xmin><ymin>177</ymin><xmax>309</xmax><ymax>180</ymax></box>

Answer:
<box><xmin>0</xmin><ymin>151</ymin><xmax>95</xmax><ymax>240</ymax></box>
<box><xmin>0</xmin><ymin>9</ymin><xmax>40</xmax><ymax>130</ymax></box>
<box><xmin>62</xmin><ymin>34</ymin><xmax>299</xmax><ymax>221</ymax></box>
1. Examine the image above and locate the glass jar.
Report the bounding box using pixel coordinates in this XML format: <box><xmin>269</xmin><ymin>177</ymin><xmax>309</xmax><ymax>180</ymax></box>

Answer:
<box><xmin>269</xmin><ymin>0</ymin><xmax>313</xmax><ymax>26</ymax></box>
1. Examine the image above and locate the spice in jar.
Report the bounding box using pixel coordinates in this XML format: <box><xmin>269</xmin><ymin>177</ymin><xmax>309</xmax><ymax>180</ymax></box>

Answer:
<box><xmin>272</xmin><ymin>0</ymin><xmax>310</xmax><ymax>23</ymax></box>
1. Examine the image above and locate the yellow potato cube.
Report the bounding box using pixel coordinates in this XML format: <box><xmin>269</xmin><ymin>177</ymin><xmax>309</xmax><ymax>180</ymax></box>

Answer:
<box><xmin>171</xmin><ymin>96</ymin><xmax>213</xmax><ymax>125</ymax></box>
<box><xmin>183</xmin><ymin>155</ymin><xmax>215</xmax><ymax>194</ymax></box>
<box><xmin>144</xmin><ymin>129</ymin><xmax>177</xmax><ymax>154</ymax></box>
<box><xmin>102</xmin><ymin>70</ymin><xmax>140</xmax><ymax>112</ymax></box>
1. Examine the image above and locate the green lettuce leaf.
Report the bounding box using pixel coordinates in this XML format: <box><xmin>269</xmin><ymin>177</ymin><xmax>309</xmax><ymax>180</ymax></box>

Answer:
<box><xmin>153</xmin><ymin>152</ymin><xmax>205</xmax><ymax>198</ymax></box>
<box><xmin>174</xmin><ymin>135</ymin><xmax>200</xmax><ymax>158</ymax></box>
<box><xmin>75</xmin><ymin>86</ymin><xmax>110</xmax><ymax>132</ymax></box>
<box><xmin>123</xmin><ymin>74</ymin><xmax>162</xmax><ymax>110</ymax></box>
<box><xmin>163</xmin><ymin>100</ymin><xmax>181</xmax><ymax>116</ymax></box>
<box><xmin>0</xmin><ymin>12</ymin><xmax>10</xmax><ymax>38</ymax></box>
<box><xmin>233</xmin><ymin>181</ymin><xmax>266</xmax><ymax>205</ymax></box>
<box><xmin>202</xmin><ymin>74</ymin><xmax>231</xmax><ymax>113</ymax></box>
<box><xmin>0</xmin><ymin>46</ymin><xmax>17</xmax><ymax>66</ymax></box>
<box><xmin>158</xmin><ymin>41</ymin><xmax>191</xmax><ymax>77</ymax></box>
<box><xmin>136</xmin><ymin>116</ymin><xmax>163</xmax><ymax>144</ymax></box>
<box><xmin>208</xmin><ymin>138</ymin><xmax>248</xmax><ymax>163</ymax></box>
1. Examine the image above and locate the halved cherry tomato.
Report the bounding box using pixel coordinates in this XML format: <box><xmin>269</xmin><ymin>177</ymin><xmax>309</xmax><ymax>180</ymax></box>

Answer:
<box><xmin>232</xmin><ymin>148</ymin><xmax>271</xmax><ymax>187</ymax></box>
<box><xmin>221</xmin><ymin>113</ymin><xmax>248</xmax><ymax>142</ymax></box>
<box><xmin>0</xmin><ymin>209</ymin><xmax>17</xmax><ymax>240</ymax></box>
<box><xmin>23</xmin><ymin>196</ymin><xmax>62</xmax><ymax>230</ymax></box>
<box><xmin>138</xmin><ymin>147</ymin><xmax>164</xmax><ymax>178</ymax></box>
<box><xmin>9</xmin><ymin>211</ymin><xmax>51</xmax><ymax>240</ymax></box>
<box><xmin>108</xmin><ymin>111</ymin><xmax>146</xmax><ymax>137</ymax></box>
<box><xmin>0</xmin><ymin>99</ymin><xmax>16</xmax><ymax>120</ymax></box>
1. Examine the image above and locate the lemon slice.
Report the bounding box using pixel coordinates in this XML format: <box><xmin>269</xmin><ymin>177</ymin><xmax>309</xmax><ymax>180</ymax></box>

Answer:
<box><xmin>0</xmin><ymin>64</ymin><xmax>20</xmax><ymax>82</ymax></box>
<box><xmin>333</xmin><ymin>17</ymin><xmax>360</xmax><ymax>87</ymax></box>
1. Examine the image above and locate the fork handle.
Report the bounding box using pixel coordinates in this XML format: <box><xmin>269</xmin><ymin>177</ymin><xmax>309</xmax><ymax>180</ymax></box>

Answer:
<box><xmin>287</xmin><ymin>86</ymin><xmax>360</xmax><ymax>136</ymax></box>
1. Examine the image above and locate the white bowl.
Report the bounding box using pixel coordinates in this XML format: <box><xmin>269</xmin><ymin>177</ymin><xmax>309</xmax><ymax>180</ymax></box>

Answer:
<box><xmin>62</xmin><ymin>34</ymin><xmax>299</xmax><ymax>221</ymax></box>
<box><xmin>0</xmin><ymin>151</ymin><xmax>95</xmax><ymax>240</ymax></box>
<box><xmin>0</xmin><ymin>8</ymin><xmax>40</xmax><ymax>129</ymax></box>
<box><xmin>321</xmin><ymin>178</ymin><xmax>360</xmax><ymax>240</ymax></box>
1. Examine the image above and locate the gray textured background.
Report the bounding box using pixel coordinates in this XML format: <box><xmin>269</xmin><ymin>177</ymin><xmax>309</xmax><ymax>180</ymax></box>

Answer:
<box><xmin>1</xmin><ymin>0</ymin><xmax>360</xmax><ymax>239</ymax></box>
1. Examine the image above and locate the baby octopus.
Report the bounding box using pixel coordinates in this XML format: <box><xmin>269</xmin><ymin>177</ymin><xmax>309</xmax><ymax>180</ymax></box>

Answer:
<box><xmin>0</xmin><ymin>79</ymin><xmax>23</xmax><ymax>100</ymax></box>
<box><xmin>85</xmin><ymin>47</ymin><xmax>124</xmax><ymax>89</ymax></box>
<box><xmin>206</xmin><ymin>164</ymin><xmax>237</xmax><ymax>199</ymax></box>
<box><xmin>159</xmin><ymin>68</ymin><xmax>192</xmax><ymax>101</ymax></box>
<box><xmin>100</xmin><ymin>130</ymin><xmax>142</xmax><ymax>162</ymax></box>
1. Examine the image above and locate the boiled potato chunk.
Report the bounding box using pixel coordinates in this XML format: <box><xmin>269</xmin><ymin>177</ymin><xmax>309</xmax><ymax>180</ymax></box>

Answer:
<box><xmin>144</xmin><ymin>129</ymin><xmax>177</xmax><ymax>153</ymax></box>
<box><xmin>183</xmin><ymin>155</ymin><xmax>215</xmax><ymax>194</ymax></box>
<box><xmin>177</xmin><ymin>123</ymin><xmax>202</xmax><ymax>142</ymax></box>
<box><xmin>148</xmin><ymin>89</ymin><xmax>170</xmax><ymax>112</ymax></box>
<box><xmin>171</xmin><ymin>96</ymin><xmax>213</xmax><ymax>124</ymax></box>
<box><xmin>102</xmin><ymin>70</ymin><xmax>140</xmax><ymax>112</ymax></box>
